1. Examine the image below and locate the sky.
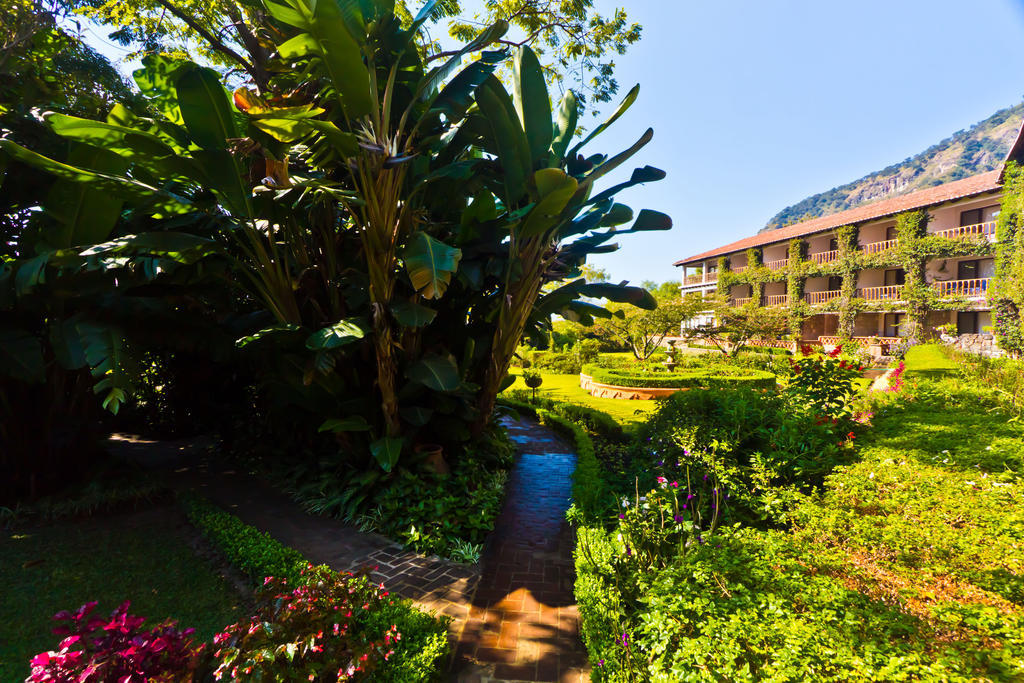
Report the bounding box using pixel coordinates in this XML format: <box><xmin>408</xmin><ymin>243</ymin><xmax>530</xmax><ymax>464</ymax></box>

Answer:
<box><xmin>73</xmin><ymin>0</ymin><xmax>1024</xmax><ymax>286</ymax></box>
<box><xmin>578</xmin><ymin>0</ymin><xmax>1024</xmax><ymax>285</ymax></box>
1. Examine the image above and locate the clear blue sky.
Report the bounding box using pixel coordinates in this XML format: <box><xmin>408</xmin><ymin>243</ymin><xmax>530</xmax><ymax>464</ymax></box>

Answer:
<box><xmin>580</xmin><ymin>0</ymin><xmax>1024</xmax><ymax>285</ymax></box>
<box><xmin>76</xmin><ymin>1</ymin><xmax>1024</xmax><ymax>286</ymax></box>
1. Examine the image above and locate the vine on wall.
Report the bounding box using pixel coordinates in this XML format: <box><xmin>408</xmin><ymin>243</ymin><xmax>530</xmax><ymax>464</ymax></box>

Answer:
<box><xmin>993</xmin><ymin>162</ymin><xmax>1024</xmax><ymax>354</ymax></box>
<box><xmin>895</xmin><ymin>210</ymin><xmax>929</xmax><ymax>341</ymax></box>
<box><xmin>835</xmin><ymin>224</ymin><xmax>859</xmax><ymax>339</ymax></box>
<box><xmin>787</xmin><ymin>238</ymin><xmax>808</xmax><ymax>336</ymax></box>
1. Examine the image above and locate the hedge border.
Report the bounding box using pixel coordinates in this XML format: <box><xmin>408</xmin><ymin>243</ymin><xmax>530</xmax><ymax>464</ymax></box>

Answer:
<box><xmin>581</xmin><ymin>364</ymin><xmax>776</xmax><ymax>390</ymax></box>
<box><xmin>179</xmin><ymin>493</ymin><xmax>451</xmax><ymax>682</ymax></box>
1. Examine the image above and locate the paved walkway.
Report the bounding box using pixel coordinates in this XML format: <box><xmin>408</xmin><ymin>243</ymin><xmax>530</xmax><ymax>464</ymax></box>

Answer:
<box><xmin>450</xmin><ymin>418</ymin><xmax>589</xmax><ymax>682</ymax></box>
<box><xmin>109</xmin><ymin>416</ymin><xmax>588</xmax><ymax>682</ymax></box>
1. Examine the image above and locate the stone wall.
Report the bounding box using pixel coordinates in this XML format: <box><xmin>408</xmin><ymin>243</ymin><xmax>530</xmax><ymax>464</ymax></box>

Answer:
<box><xmin>940</xmin><ymin>333</ymin><xmax>1006</xmax><ymax>358</ymax></box>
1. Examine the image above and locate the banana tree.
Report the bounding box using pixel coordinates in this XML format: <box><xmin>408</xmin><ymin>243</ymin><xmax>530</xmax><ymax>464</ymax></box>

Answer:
<box><xmin>462</xmin><ymin>48</ymin><xmax>670</xmax><ymax>431</ymax></box>
<box><xmin>0</xmin><ymin>0</ymin><xmax>670</xmax><ymax>484</ymax></box>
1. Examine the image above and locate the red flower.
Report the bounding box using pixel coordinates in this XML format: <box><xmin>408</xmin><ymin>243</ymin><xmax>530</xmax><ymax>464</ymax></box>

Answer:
<box><xmin>847</xmin><ymin>431</ymin><xmax>855</xmax><ymax>440</ymax></box>
<box><xmin>828</xmin><ymin>345</ymin><xmax>843</xmax><ymax>358</ymax></box>
<box><xmin>838</xmin><ymin>360</ymin><xmax>846</xmax><ymax>369</ymax></box>
<box><xmin>800</xmin><ymin>344</ymin><xmax>814</xmax><ymax>356</ymax></box>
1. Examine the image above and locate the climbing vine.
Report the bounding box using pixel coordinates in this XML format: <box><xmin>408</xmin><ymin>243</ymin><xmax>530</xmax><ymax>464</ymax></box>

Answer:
<box><xmin>895</xmin><ymin>210</ymin><xmax>929</xmax><ymax>341</ymax></box>
<box><xmin>787</xmin><ymin>238</ymin><xmax>808</xmax><ymax>336</ymax></box>
<box><xmin>993</xmin><ymin>161</ymin><xmax>1024</xmax><ymax>354</ymax></box>
<box><xmin>835</xmin><ymin>224</ymin><xmax>859</xmax><ymax>339</ymax></box>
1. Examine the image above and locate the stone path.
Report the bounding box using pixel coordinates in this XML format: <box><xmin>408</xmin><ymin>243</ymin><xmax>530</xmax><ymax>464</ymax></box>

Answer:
<box><xmin>108</xmin><ymin>416</ymin><xmax>589</xmax><ymax>682</ymax></box>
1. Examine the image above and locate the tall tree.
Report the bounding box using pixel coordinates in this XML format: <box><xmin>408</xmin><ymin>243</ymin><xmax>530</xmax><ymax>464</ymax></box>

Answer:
<box><xmin>66</xmin><ymin>0</ymin><xmax>640</xmax><ymax>105</ymax></box>
<box><xmin>1</xmin><ymin>0</ymin><xmax>668</xmax><ymax>506</ymax></box>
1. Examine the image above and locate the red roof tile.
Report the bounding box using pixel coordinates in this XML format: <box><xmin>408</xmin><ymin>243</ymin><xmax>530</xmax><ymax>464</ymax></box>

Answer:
<box><xmin>673</xmin><ymin>170</ymin><xmax>1002</xmax><ymax>266</ymax></box>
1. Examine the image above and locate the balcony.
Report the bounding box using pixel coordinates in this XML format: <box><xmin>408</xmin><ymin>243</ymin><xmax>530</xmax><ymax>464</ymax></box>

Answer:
<box><xmin>732</xmin><ymin>265</ymin><xmax>747</xmax><ymax>274</ymax></box>
<box><xmin>683</xmin><ymin>274</ymin><xmax>703</xmax><ymax>285</ymax></box>
<box><xmin>733</xmin><ymin>297</ymin><xmax>751</xmax><ymax>306</ymax></box>
<box><xmin>805</xmin><ymin>290</ymin><xmax>841</xmax><ymax>305</ymax></box>
<box><xmin>933</xmin><ymin>221</ymin><xmax>997</xmax><ymax>241</ymax></box>
<box><xmin>706</xmin><ymin>272</ymin><xmax>718</xmax><ymax>283</ymax></box>
<box><xmin>765</xmin><ymin>259</ymin><xmax>788</xmax><ymax>271</ymax></box>
<box><xmin>933</xmin><ymin>278</ymin><xmax>989</xmax><ymax>298</ymax></box>
<box><xmin>809</xmin><ymin>250</ymin><xmax>839</xmax><ymax>265</ymax></box>
<box><xmin>764</xmin><ymin>294</ymin><xmax>788</xmax><ymax>307</ymax></box>
<box><xmin>862</xmin><ymin>238</ymin><xmax>899</xmax><ymax>255</ymax></box>
<box><xmin>859</xmin><ymin>285</ymin><xmax>904</xmax><ymax>301</ymax></box>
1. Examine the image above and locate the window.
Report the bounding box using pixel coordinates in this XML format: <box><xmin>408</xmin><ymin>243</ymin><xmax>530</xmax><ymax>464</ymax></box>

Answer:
<box><xmin>884</xmin><ymin>269</ymin><xmax>905</xmax><ymax>286</ymax></box>
<box><xmin>960</xmin><ymin>205</ymin><xmax>1000</xmax><ymax>226</ymax></box>
<box><xmin>884</xmin><ymin>313</ymin><xmax>904</xmax><ymax>338</ymax></box>
<box><xmin>957</xmin><ymin>259</ymin><xmax>995</xmax><ymax>280</ymax></box>
<box><xmin>885</xmin><ymin>226</ymin><xmax>898</xmax><ymax>240</ymax></box>
<box><xmin>828</xmin><ymin>237</ymin><xmax>839</xmax><ymax>251</ymax></box>
<box><xmin>828</xmin><ymin>276</ymin><xmax>843</xmax><ymax>291</ymax></box>
<box><xmin>957</xmin><ymin>311</ymin><xmax>979</xmax><ymax>335</ymax></box>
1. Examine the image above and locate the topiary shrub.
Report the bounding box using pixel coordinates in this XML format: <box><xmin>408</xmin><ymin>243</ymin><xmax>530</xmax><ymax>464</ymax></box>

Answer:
<box><xmin>582</xmin><ymin>364</ymin><xmax>776</xmax><ymax>390</ymax></box>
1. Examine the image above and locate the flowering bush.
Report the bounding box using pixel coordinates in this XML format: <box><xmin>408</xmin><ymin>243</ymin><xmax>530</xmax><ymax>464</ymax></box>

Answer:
<box><xmin>886</xmin><ymin>360</ymin><xmax>906</xmax><ymax>392</ymax></box>
<box><xmin>614</xmin><ymin>477</ymin><xmax>722</xmax><ymax>571</ymax></box>
<box><xmin>786</xmin><ymin>344</ymin><xmax>863</xmax><ymax>419</ymax></box>
<box><xmin>209</xmin><ymin>565</ymin><xmax>399</xmax><ymax>681</ymax></box>
<box><xmin>27</xmin><ymin>601</ymin><xmax>199</xmax><ymax>682</ymax></box>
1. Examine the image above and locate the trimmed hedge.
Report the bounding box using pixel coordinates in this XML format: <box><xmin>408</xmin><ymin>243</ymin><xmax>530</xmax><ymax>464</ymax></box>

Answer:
<box><xmin>498</xmin><ymin>398</ymin><xmax>609</xmax><ymax>519</ymax></box>
<box><xmin>181</xmin><ymin>494</ymin><xmax>450</xmax><ymax>681</ymax></box>
<box><xmin>581</xmin><ymin>364</ymin><xmax>776</xmax><ymax>390</ymax></box>
<box><xmin>683</xmin><ymin>343</ymin><xmax>793</xmax><ymax>356</ymax></box>
<box><xmin>182</xmin><ymin>493</ymin><xmax>307</xmax><ymax>585</ymax></box>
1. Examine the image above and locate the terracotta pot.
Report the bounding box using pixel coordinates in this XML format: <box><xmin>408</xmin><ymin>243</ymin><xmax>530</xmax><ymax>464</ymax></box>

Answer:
<box><xmin>415</xmin><ymin>443</ymin><xmax>449</xmax><ymax>476</ymax></box>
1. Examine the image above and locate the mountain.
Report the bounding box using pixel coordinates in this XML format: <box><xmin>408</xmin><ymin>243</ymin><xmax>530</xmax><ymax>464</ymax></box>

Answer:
<box><xmin>761</xmin><ymin>102</ymin><xmax>1024</xmax><ymax>232</ymax></box>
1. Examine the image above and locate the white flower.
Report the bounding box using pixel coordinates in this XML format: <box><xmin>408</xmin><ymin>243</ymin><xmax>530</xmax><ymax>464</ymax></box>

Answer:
<box><xmin>993</xmin><ymin>482</ymin><xmax>1012</xmax><ymax>488</ymax></box>
<box><xmin>965</xmin><ymin>481</ymin><xmax>976</xmax><ymax>486</ymax></box>
<box><xmin>942</xmin><ymin>449</ymin><xmax>950</xmax><ymax>454</ymax></box>
<box><xmin>868</xmin><ymin>472</ymin><xmax>875</xmax><ymax>479</ymax></box>
<box><xmin>985</xmin><ymin>446</ymin><xmax>993</xmax><ymax>451</ymax></box>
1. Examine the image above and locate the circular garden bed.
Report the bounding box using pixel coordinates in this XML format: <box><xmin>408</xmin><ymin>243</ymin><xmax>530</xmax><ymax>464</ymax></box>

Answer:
<box><xmin>579</xmin><ymin>364</ymin><xmax>776</xmax><ymax>400</ymax></box>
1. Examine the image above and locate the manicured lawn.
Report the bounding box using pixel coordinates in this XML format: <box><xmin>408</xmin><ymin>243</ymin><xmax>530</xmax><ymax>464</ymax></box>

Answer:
<box><xmin>0</xmin><ymin>506</ymin><xmax>245</xmax><ymax>681</ymax></box>
<box><xmin>504</xmin><ymin>368</ymin><xmax>658</xmax><ymax>425</ymax></box>
<box><xmin>902</xmin><ymin>342</ymin><xmax>958</xmax><ymax>377</ymax></box>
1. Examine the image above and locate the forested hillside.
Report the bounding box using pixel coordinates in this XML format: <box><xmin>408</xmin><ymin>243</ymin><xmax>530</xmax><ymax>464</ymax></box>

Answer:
<box><xmin>763</xmin><ymin>102</ymin><xmax>1024</xmax><ymax>231</ymax></box>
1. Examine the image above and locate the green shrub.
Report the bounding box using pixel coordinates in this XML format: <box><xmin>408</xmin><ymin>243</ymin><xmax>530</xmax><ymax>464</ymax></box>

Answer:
<box><xmin>785</xmin><ymin>345</ymin><xmax>863</xmax><ymax>419</ymax></box>
<box><xmin>582</xmin><ymin>364</ymin><xmax>776</xmax><ymax>390</ymax></box>
<box><xmin>527</xmin><ymin>350</ymin><xmax>583</xmax><ymax>374</ymax></box>
<box><xmin>359</xmin><ymin>460</ymin><xmax>508</xmax><ymax>561</ymax></box>
<box><xmin>362</xmin><ymin>600</ymin><xmax>450</xmax><ymax>682</ymax></box>
<box><xmin>181</xmin><ymin>494</ymin><xmax>306</xmax><ymax>584</ymax></box>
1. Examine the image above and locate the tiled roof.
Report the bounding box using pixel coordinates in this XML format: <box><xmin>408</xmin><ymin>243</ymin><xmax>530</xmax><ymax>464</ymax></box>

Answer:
<box><xmin>673</xmin><ymin>170</ymin><xmax>1002</xmax><ymax>266</ymax></box>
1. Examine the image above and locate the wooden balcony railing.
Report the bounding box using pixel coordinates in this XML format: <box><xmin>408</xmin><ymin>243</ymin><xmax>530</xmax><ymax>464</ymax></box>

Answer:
<box><xmin>706</xmin><ymin>272</ymin><xmax>718</xmax><ymax>283</ymax></box>
<box><xmin>733</xmin><ymin>297</ymin><xmax>751</xmax><ymax>306</ymax></box>
<box><xmin>683</xmin><ymin>274</ymin><xmax>703</xmax><ymax>285</ymax></box>
<box><xmin>764</xmin><ymin>294</ymin><xmax>788</xmax><ymax>307</ymax></box>
<box><xmin>765</xmin><ymin>259</ymin><xmax>788</xmax><ymax>271</ymax></box>
<box><xmin>805</xmin><ymin>290</ymin><xmax>841</xmax><ymax>305</ymax></box>
<box><xmin>862</xmin><ymin>238</ymin><xmax>899</xmax><ymax>254</ymax></box>
<box><xmin>731</xmin><ymin>265</ymin><xmax>747</xmax><ymax>274</ymax></box>
<box><xmin>933</xmin><ymin>278</ymin><xmax>989</xmax><ymax>298</ymax></box>
<box><xmin>859</xmin><ymin>285</ymin><xmax>904</xmax><ymax>301</ymax></box>
<box><xmin>809</xmin><ymin>250</ymin><xmax>839</xmax><ymax>264</ymax></box>
<box><xmin>932</xmin><ymin>221</ymin><xmax>997</xmax><ymax>241</ymax></box>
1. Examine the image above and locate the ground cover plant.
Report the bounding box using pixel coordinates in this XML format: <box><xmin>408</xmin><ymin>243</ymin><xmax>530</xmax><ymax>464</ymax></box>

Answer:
<box><xmin>572</xmin><ymin>344</ymin><xmax>1024</xmax><ymax>681</ymax></box>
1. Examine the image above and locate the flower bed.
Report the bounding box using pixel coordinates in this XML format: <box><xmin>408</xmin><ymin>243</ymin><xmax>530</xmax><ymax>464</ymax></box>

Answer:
<box><xmin>25</xmin><ymin>496</ymin><xmax>450</xmax><ymax>682</ymax></box>
<box><xmin>579</xmin><ymin>364</ymin><xmax>775</xmax><ymax>398</ymax></box>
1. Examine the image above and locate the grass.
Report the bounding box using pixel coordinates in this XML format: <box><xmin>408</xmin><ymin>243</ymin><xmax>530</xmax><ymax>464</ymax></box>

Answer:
<box><xmin>0</xmin><ymin>506</ymin><xmax>245</xmax><ymax>681</ymax></box>
<box><xmin>902</xmin><ymin>342</ymin><xmax>958</xmax><ymax>378</ymax></box>
<box><xmin>503</xmin><ymin>367</ymin><xmax>658</xmax><ymax>425</ymax></box>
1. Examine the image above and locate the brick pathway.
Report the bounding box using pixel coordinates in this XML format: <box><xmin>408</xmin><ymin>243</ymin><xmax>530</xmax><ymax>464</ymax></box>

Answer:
<box><xmin>450</xmin><ymin>418</ymin><xmax>589</xmax><ymax>682</ymax></box>
<box><xmin>109</xmin><ymin>416</ymin><xmax>589</xmax><ymax>682</ymax></box>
